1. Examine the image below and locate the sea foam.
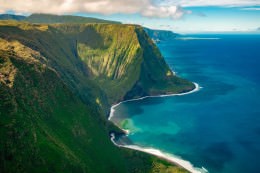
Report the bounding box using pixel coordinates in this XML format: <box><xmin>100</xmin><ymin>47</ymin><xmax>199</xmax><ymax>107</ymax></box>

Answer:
<box><xmin>110</xmin><ymin>133</ymin><xmax>208</xmax><ymax>173</ymax></box>
<box><xmin>108</xmin><ymin>83</ymin><xmax>207</xmax><ymax>173</ymax></box>
<box><xmin>109</xmin><ymin>82</ymin><xmax>201</xmax><ymax>120</ymax></box>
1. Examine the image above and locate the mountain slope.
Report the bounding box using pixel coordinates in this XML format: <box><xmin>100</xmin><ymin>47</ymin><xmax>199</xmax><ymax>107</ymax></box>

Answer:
<box><xmin>0</xmin><ymin>13</ymin><xmax>120</xmax><ymax>24</ymax></box>
<box><xmin>144</xmin><ymin>28</ymin><xmax>179</xmax><ymax>42</ymax></box>
<box><xmin>54</xmin><ymin>23</ymin><xmax>194</xmax><ymax>103</ymax></box>
<box><xmin>25</xmin><ymin>13</ymin><xmax>121</xmax><ymax>24</ymax></box>
<box><xmin>0</xmin><ymin>14</ymin><xmax>26</xmax><ymax>21</ymax></box>
<box><xmin>125</xmin><ymin>27</ymin><xmax>192</xmax><ymax>99</ymax></box>
<box><xmin>0</xmin><ymin>38</ymin><xmax>127</xmax><ymax>173</ymax></box>
<box><xmin>0</xmin><ymin>21</ymin><xmax>194</xmax><ymax>106</ymax></box>
<box><xmin>0</xmin><ymin>20</ymin><xmax>191</xmax><ymax>173</ymax></box>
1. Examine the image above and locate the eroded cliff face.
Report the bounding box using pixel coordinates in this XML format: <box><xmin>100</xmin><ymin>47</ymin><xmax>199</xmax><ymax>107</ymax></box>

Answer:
<box><xmin>0</xmin><ymin>36</ymin><xmax>129</xmax><ymax>173</ymax></box>
<box><xmin>0</xmin><ymin>21</ymin><xmax>191</xmax><ymax>173</ymax></box>
<box><xmin>73</xmin><ymin>24</ymin><xmax>143</xmax><ymax>103</ymax></box>
<box><xmin>0</xmin><ymin>21</ymin><xmax>193</xmax><ymax>106</ymax></box>
<box><xmin>52</xmin><ymin>23</ymin><xmax>194</xmax><ymax>103</ymax></box>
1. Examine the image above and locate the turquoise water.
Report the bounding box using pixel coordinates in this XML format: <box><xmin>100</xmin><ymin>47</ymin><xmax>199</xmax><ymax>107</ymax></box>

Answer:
<box><xmin>111</xmin><ymin>34</ymin><xmax>260</xmax><ymax>173</ymax></box>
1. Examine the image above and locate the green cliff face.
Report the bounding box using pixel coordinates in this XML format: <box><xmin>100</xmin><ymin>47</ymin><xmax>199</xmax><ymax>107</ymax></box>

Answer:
<box><xmin>52</xmin><ymin>23</ymin><xmax>194</xmax><ymax>103</ymax></box>
<box><xmin>0</xmin><ymin>38</ymin><xmax>126</xmax><ymax>173</ymax></box>
<box><xmin>125</xmin><ymin>27</ymin><xmax>194</xmax><ymax>99</ymax></box>
<box><xmin>0</xmin><ymin>20</ymin><xmax>191</xmax><ymax>173</ymax></box>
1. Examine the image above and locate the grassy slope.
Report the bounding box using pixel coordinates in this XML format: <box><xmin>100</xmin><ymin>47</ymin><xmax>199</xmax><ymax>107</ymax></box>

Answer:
<box><xmin>0</xmin><ymin>38</ymin><xmax>127</xmax><ymax>173</ymax></box>
<box><xmin>0</xmin><ymin>21</ymin><xmax>190</xmax><ymax>173</ymax></box>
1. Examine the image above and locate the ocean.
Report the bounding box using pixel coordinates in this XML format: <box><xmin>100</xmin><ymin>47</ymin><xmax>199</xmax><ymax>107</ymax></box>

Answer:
<box><xmin>110</xmin><ymin>34</ymin><xmax>260</xmax><ymax>173</ymax></box>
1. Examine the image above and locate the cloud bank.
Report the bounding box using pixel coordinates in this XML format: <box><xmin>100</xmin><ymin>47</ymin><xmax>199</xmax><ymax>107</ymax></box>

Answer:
<box><xmin>0</xmin><ymin>0</ymin><xmax>189</xmax><ymax>19</ymax></box>
<box><xmin>241</xmin><ymin>7</ymin><xmax>260</xmax><ymax>10</ymax></box>
<box><xmin>158</xmin><ymin>0</ymin><xmax>260</xmax><ymax>7</ymax></box>
<box><xmin>1</xmin><ymin>0</ymin><xmax>259</xmax><ymax>19</ymax></box>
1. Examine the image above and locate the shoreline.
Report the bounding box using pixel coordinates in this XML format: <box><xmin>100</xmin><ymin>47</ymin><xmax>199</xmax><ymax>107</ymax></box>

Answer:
<box><xmin>108</xmin><ymin>82</ymin><xmax>207</xmax><ymax>173</ymax></box>
<box><xmin>109</xmin><ymin>82</ymin><xmax>200</xmax><ymax>121</ymax></box>
<box><xmin>110</xmin><ymin>133</ymin><xmax>207</xmax><ymax>173</ymax></box>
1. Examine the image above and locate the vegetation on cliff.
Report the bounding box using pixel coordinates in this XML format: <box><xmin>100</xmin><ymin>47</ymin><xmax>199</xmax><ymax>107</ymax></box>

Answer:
<box><xmin>0</xmin><ymin>19</ymin><xmax>193</xmax><ymax>173</ymax></box>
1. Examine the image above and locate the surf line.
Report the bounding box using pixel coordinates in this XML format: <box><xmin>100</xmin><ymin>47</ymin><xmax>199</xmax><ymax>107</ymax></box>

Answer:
<box><xmin>109</xmin><ymin>82</ymin><xmax>200</xmax><ymax>121</ymax></box>
<box><xmin>108</xmin><ymin>82</ymin><xmax>208</xmax><ymax>173</ymax></box>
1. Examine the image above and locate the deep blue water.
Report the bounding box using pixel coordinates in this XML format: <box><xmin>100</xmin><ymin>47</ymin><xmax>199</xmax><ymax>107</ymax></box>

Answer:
<box><xmin>111</xmin><ymin>34</ymin><xmax>260</xmax><ymax>173</ymax></box>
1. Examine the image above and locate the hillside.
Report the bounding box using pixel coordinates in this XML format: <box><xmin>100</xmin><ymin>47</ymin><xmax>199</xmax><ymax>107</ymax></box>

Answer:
<box><xmin>0</xmin><ymin>20</ymin><xmax>193</xmax><ymax>173</ymax></box>
<box><xmin>0</xmin><ymin>14</ymin><xmax>26</xmax><ymax>21</ymax></box>
<box><xmin>144</xmin><ymin>28</ymin><xmax>179</xmax><ymax>42</ymax></box>
<box><xmin>25</xmin><ymin>13</ymin><xmax>121</xmax><ymax>24</ymax></box>
<box><xmin>53</xmin><ymin>23</ymin><xmax>193</xmax><ymax>103</ymax></box>
<box><xmin>0</xmin><ymin>13</ymin><xmax>120</xmax><ymax>24</ymax></box>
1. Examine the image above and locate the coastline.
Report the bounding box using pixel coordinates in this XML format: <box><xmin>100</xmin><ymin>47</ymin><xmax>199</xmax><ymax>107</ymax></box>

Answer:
<box><xmin>109</xmin><ymin>82</ymin><xmax>200</xmax><ymax>121</ymax></box>
<box><xmin>110</xmin><ymin>134</ymin><xmax>207</xmax><ymax>173</ymax></box>
<box><xmin>108</xmin><ymin>82</ymin><xmax>208</xmax><ymax>173</ymax></box>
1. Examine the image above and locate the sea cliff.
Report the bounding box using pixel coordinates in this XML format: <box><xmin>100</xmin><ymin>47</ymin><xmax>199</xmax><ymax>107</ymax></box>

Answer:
<box><xmin>0</xmin><ymin>18</ymin><xmax>193</xmax><ymax>173</ymax></box>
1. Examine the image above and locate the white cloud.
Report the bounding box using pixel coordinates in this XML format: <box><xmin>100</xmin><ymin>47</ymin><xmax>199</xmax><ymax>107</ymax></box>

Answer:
<box><xmin>1</xmin><ymin>0</ymin><xmax>259</xmax><ymax>20</ymax></box>
<box><xmin>141</xmin><ymin>5</ymin><xmax>190</xmax><ymax>19</ymax></box>
<box><xmin>241</xmin><ymin>7</ymin><xmax>260</xmax><ymax>10</ymax></box>
<box><xmin>158</xmin><ymin>0</ymin><xmax>260</xmax><ymax>7</ymax></box>
<box><xmin>0</xmin><ymin>0</ymin><xmax>189</xmax><ymax>19</ymax></box>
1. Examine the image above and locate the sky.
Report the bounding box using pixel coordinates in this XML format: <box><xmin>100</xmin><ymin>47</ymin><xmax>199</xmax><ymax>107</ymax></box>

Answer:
<box><xmin>1</xmin><ymin>0</ymin><xmax>260</xmax><ymax>33</ymax></box>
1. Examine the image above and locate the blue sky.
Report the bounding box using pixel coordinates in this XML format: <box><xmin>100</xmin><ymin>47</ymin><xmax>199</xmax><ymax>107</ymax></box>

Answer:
<box><xmin>1</xmin><ymin>0</ymin><xmax>260</xmax><ymax>33</ymax></box>
<box><xmin>77</xmin><ymin>6</ymin><xmax>260</xmax><ymax>33</ymax></box>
